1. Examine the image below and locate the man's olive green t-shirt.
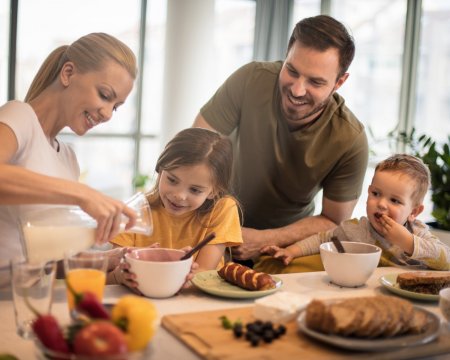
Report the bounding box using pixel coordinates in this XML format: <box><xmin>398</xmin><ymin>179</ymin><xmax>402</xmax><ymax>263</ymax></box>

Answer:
<box><xmin>200</xmin><ymin>61</ymin><xmax>368</xmax><ymax>229</ymax></box>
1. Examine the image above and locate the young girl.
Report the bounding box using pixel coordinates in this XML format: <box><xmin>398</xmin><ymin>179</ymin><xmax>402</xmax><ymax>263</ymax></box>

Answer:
<box><xmin>108</xmin><ymin>127</ymin><xmax>243</xmax><ymax>286</ymax></box>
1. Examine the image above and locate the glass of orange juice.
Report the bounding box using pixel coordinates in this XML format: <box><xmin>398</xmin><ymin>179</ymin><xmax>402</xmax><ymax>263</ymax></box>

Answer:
<box><xmin>64</xmin><ymin>251</ymin><xmax>107</xmax><ymax>311</ymax></box>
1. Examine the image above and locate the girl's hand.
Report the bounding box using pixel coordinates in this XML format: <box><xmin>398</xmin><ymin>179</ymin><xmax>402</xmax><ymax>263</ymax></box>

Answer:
<box><xmin>260</xmin><ymin>245</ymin><xmax>281</xmax><ymax>256</ymax></box>
<box><xmin>183</xmin><ymin>262</ymin><xmax>199</xmax><ymax>288</ymax></box>
<box><xmin>179</xmin><ymin>246</ymin><xmax>199</xmax><ymax>288</ymax></box>
<box><xmin>102</xmin><ymin>247</ymin><xmax>127</xmax><ymax>271</ymax></box>
<box><xmin>115</xmin><ymin>261</ymin><xmax>143</xmax><ymax>295</ymax></box>
<box><xmin>260</xmin><ymin>245</ymin><xmax>294</xmax><ymax>265</ymax></box>
<box><xmin>378</xmin><ymin>215</ymin><xmax>414</xmax><ymax>255</ymax></box>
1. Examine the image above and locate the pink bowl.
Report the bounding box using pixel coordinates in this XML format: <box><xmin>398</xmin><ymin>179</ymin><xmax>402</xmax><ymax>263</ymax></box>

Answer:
<box><xmin>127</xmin><ymin>248</ymin><xmax>184</xmax><ymax>262</ymax></box>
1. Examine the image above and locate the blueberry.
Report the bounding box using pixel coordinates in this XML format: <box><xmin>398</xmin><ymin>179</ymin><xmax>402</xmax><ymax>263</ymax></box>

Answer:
<box><xmin>254</xmin><ymin>320</ymin><xmax>263</xmax><ymax>327</ymax></box>
<box><xmin>233</xmin><ymin>327</ymin><xmax>243</xmax><ymax>338</ymax></box>
<box><xmin>249</xmin><ymin>335</ymin><xmax>260</xmax><ymax>347</ymax></box>
<box><xmin>233</xmin><ymin>322</ymin><xmax>243</xmax><ymax>331</ymax></box>
<box><xmin>262</xmin><ymin>330</ymin><xmax>274</xmax><ymax>343</ymax></box>
<box><xmin>277</xmin><ymin>324</ymin><xmax>287</xmax><ymax>336</ymax></box>
<box><xmin>252</xmin><ymin>323</ymin><xmax>263</xmax><ymax>335</ymax></box>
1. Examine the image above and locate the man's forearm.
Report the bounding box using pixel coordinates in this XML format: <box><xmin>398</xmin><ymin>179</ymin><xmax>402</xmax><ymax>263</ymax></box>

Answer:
<box><xmin>264</xmin><ymin>214</ymin><xmax>337</xmax><ymax>248</ymax></box>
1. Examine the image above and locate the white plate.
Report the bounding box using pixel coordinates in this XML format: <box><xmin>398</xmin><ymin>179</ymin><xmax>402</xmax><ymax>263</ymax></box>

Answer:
<box><xmin>297</xmin><ymin>306</ymin><xmax>440</xmax><ymax>351</ymax></box>
<box><xmin>379</xmin><ymin>273</ymin><xmax>439</xmax><ymax>302</ymax></box>
<box><xmin>191</xmin><ymin>270</ymin><xmax>282</xmax><ymax>299</ymax></box>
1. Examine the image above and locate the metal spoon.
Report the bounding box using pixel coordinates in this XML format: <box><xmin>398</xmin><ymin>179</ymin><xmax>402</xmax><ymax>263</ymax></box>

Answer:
<box><xmin>180</xmin><ymin>232</ymin><xmax>216</xmax><ymax>260</ymax></box>
<box><xmin>331</xmin><ymin>236</ymin><xmax>346</xmax><ymax>253</ymax></box>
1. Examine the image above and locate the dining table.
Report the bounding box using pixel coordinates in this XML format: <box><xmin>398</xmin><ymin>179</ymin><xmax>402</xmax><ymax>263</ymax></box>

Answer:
<box><xmin>1</xmin><ymin>266</ymin><xmax>449</xmax><ymax>360</ymax></box>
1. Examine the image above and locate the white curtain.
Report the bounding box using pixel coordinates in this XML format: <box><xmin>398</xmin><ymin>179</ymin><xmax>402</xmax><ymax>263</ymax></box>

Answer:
<box><xmin>253</xmin><ymin>0</ymin><xmax>293</xmax><ymax>61</ymax></box>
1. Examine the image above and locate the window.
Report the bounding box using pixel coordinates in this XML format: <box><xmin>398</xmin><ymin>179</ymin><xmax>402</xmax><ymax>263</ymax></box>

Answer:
<box><xmin>0</xmin><ymin>0</ymin><xmax>9</xmax><ymax>104</ymax></box>
<box><xmin>11</xmin><ymin>0</ymin><xmax>255</xmax><ymax>199</ymax></box>
<box><xmin>292</xmin><ymin>0</ymin><xmax>321</xmax><ymax>27</ymax></box>
<box><xmin>331</xmin><ymin>0</ymin><xmax>407</xmax><ymax>157</ymax></box>
<box><xmin>214</xmin><ymin>0</ymin><xmax>256</xmax><ymax>85</ymax></box>
<box><xmin>139</xmin><ymin>0</ymin><xmax>256</xmax><ymax>189</ymax></box>
<box><xmin>7</xmin><ymin>0</ymin><xmax>442</xmax><ymax>221</ymax></box>
<box><xmin>16</xmin><ymin>0</ymin><xmax>141</xmax><ymax>199</ymax></box>
<box><xmin>414</xmin><ymin>0</ymin><xmax>450</xmax><ymax>142</ymax></box>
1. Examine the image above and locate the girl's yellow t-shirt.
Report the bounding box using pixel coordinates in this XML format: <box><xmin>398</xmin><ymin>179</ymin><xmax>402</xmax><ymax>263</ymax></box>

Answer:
<box><xmin>111</xmin><ymin>196</ymin><xmax>242</xmax><ymax>269</ymax></box>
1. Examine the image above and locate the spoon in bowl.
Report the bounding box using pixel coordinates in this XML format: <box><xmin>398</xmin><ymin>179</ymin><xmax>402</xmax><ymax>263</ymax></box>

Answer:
<box><xmin>180</xmin><ymin>232</ymin><xmax>216</xmax><ymax>260</ymax></box>
<box><xmin>331</xmin><ymin>236</ymin><xmax>346</xmax><ymax>253</ymax></box>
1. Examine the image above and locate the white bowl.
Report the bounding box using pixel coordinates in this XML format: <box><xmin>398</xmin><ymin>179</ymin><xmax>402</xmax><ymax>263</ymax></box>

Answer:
<box><xmin>125</xmin><ymin>248</ymin><xmax>192</xmax><ymax>298</ymax></box>
<box><xmin>439</xmin><ymin>287</ymin><xmax>450</xmax><ymax>322</ymax></box>
<box><xmin>320</xmin><ymin>241</ymin><xmax>381</xmax><ymax>287</ymax></box>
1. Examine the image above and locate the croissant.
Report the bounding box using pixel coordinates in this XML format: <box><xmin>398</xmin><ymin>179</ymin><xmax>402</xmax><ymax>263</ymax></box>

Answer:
<box><xmin>218</xmin><ymin>262</ymin><xmax>276</xmax><ymax>291</ymax></box>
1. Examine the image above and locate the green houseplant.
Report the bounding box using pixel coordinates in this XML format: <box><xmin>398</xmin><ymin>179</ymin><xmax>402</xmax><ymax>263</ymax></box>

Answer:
<box><xmin>133</xmin><ymin>173</ymin><xmax>150</xmax><ymax>193</ymax></box>
<box><xmin>392</xmin><ymin>129</ymin><xmax>450</xmax><ymax>231</ymax></box>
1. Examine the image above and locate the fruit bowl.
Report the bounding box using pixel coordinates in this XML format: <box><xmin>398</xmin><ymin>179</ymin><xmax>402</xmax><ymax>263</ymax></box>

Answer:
<box><xmin>34</xmin><ymin>338</ymin><xmax>152</xmax><ymax>360</ymax></box>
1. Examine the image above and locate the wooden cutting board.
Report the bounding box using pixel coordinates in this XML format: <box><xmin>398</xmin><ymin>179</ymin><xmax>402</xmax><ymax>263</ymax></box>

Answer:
<box><xmin>162</xmin><ymin>306</ymin><xmax>450</xmax><ymax>360</ymax></box>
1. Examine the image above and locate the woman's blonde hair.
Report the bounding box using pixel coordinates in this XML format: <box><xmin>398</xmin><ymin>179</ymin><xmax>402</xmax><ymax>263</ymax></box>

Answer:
<box><xmin>25</xmin><ymin>33</ymin><xmax>137</xmax><ymax>102</ymax></box>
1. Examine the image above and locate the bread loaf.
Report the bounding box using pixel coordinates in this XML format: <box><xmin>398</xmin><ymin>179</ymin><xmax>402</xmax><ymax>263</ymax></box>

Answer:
<box><xmin>305</xmin><ymin>295</ymin><xmax>426</xmax><ymax>338</ymax></box>
<box><xmin>218</xmin><ymin>262</ymin><xmax>276</xmax><ymax>291</ymax></box>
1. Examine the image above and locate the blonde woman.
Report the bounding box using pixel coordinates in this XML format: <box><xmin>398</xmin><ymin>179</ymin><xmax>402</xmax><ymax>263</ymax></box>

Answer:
<box><xmin>0</xmin><ymin>33</ymin><xmax>138</xmax><ymax>259</ymax></box>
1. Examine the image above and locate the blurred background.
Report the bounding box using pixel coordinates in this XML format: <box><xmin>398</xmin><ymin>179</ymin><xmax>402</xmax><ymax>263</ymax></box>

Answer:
<box><xmin>1</xmin><ymin>0</ymin><xmax>449</xmax><ymax>220</ymax></box>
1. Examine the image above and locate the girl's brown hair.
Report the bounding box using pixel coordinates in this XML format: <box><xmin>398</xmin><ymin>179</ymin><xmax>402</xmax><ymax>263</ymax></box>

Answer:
<box><xmin>147</xmin><ymin>128</ymin><xmax>234</xmax><ymax>216</ymax></box>
<box><xmin>25</xmin><ymin>33</ymin><xmax>137</xmax><ymax>102</ymax></box>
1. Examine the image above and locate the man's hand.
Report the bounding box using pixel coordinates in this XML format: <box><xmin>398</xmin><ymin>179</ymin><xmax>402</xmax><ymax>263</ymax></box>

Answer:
<box><xmin>232</xmin><ymin>210</ymin><xmax>342</xmax><ymax>261</ymax></box>
<box><xmin>231</xmin><ymin>227</ymin><xmax>269</xmax><ymax>260</ymax></box>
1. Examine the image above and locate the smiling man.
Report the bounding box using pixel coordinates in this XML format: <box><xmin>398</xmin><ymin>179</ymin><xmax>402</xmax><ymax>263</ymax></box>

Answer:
<box><xmin>193</xmin><ymin>15</ymin><xmax>368</xmax><ymax>273</ymax></box>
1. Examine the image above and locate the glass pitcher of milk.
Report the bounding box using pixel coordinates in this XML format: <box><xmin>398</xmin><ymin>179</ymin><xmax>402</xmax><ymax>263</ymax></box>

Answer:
<box><xmin>21</xmin><ymin>192</ymin><xmax>153</xmax><ymax>263</ymax></box>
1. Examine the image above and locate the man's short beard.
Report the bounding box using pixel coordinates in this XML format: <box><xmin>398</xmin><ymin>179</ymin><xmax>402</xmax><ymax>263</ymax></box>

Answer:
<box><xmin>283</xmin><ymin>92</ymin><xmax>333</xmax><ymax>123</ymax></box>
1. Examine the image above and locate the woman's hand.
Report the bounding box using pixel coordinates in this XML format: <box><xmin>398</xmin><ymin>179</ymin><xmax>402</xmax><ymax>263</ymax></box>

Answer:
<box><xmin>78</xmin><ymin>186</ymin><xmax>137</xmax><ymax>244</ymax></box>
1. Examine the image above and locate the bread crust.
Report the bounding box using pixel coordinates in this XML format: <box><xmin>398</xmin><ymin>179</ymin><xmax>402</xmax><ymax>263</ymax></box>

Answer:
<box><xmin>397</xmin><ymin>271</ymin><xmax>450</xmax><ymax>295</ymax></box>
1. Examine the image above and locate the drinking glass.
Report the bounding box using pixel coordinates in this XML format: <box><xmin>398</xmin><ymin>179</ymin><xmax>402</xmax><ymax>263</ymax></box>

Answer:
<box><xmin>121</xmin><ymin>191</ymin><xmax>153</xmax><ymax>235</ymax></box>
<box><xmin>64</xmin><ymin>251</ymin><xmax>107</xmax><ymax>312</ymax></box>
<box><xmin>11</xmin><ymin>258</ymin><xmax>56</xmax><ymax>339</ymax></box>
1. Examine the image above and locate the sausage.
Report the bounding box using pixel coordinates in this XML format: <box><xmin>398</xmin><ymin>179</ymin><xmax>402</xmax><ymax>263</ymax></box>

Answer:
<box><xmin>218</xmin><ymin>262</ymin><xmax>276</xmax><ymax>291</ymax></box>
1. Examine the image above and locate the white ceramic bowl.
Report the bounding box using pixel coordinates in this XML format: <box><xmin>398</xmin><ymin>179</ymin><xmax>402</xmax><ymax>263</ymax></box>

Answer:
<box><xmin>439</xmin><ymin>287</ymin><xmax>450</xmax><ymax>322</ymax></box>
<box><xmin>320</xmin><ymin>241</ymin><xmax>381</xmax><ymax>287</ymax></box>
<box><xmin>125</xmin><ymin>248</ymin><xmax>192</xmax><ymax>298</ymax></box>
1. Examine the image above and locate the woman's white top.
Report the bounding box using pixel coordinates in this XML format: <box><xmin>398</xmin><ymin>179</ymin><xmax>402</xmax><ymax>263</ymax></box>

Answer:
<box><xmin>0</xmin><ymin>101</ymin><xmax>79</xmax><ymax>260</ymax></box>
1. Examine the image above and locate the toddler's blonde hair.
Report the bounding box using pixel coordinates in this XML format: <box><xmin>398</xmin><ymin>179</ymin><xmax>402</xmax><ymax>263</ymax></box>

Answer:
<box><xmin>375</xmin><ymin>154</ymin><xmax>431</xmax><ymax>205</ymax></box>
